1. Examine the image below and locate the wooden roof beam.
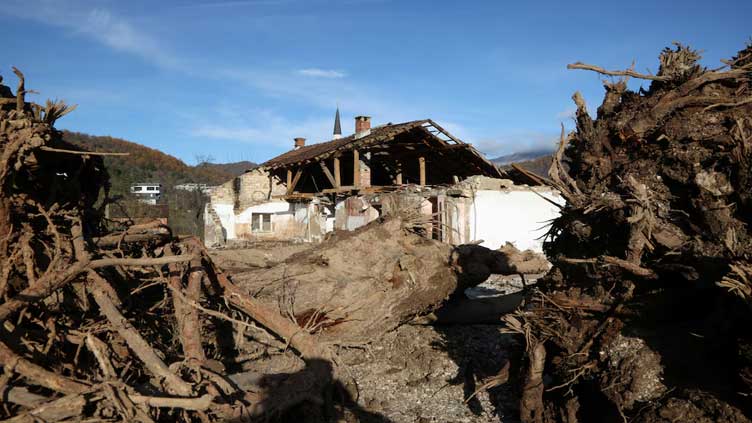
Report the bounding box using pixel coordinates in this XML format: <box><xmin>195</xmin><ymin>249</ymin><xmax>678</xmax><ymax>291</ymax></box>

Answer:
<box><xmin>319</xmin><ymin>161</ymin><xmax>337</xmax><ymax>187</ymax></box>
<box><xmin>286</xmin><ymin>168</ymin><xmax>303</xmax><ymax>195</ymax></box>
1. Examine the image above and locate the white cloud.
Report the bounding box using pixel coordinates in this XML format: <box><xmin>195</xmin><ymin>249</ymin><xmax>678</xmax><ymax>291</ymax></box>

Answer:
<box><xmin>189</xmin><ymin>106</ymin><xmax>336</xmax><ymax>154</ymax></box>
<box><xmin>2</xmin><ymin>1</ymin><xmax>412</xmax><ymax>122</ymax></box>
<box><xmin>473</xmin><ymin>131</ymin><xmax>559</xmax><ymax>158</ymax></box>
<box><xmin>217</xmin><ymin>67</ymin><xmax>416</xmax><ymax>121</ymax></box>
<box><xmin>1</xmin><ymin>1</ymin><xmax>183</xmax><ymax>70</ymax></box>
<box><xmin>297</xmin><ymin>68</ymin><xmax>347</xmax><ymax>78</ymax></box>
<box><xmin>79</xmin><ymin>9</ymin><xmax>182</xmax><ymax>69</ymax></box>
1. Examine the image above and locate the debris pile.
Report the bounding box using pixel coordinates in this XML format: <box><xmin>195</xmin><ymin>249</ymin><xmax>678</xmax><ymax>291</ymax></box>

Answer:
<box><xmin>507</xmin><ymin>44</ymin><xmax>752</xmax><ymax>422</ymax></box>
<box><xmin>0</xmin><ymin>70</ymin><xmax>345</xmax><ymax>421</ymax></box>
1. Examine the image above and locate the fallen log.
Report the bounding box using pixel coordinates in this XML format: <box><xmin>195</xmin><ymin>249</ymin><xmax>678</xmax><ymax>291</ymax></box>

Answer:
<box><xmin>223</xmin><ymin>218</ymin><xmax>544</xmax><ymax>344</ymax></box>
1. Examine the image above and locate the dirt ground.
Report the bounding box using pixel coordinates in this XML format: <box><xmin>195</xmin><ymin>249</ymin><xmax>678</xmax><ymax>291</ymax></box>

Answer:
<box><xmin>338</xmin><ymin>323</ymin><xmax>521</xmax><ymax>423</ymax></box>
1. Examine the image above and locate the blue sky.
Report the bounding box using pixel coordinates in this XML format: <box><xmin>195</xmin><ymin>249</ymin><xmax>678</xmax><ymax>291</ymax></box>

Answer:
<box><xmin>2</xmin><ymin>0</ymin><xmax>750</xmax><ymax>164</ymax></box>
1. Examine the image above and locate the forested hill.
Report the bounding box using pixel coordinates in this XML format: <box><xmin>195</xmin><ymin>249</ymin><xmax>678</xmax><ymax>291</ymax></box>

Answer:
<box><xmin>62</xmin><ymin>131</ymin><xmax>255</xmax><ymax>196</ymax></box>
<box><xmin>501</xmin><ymin>155</ymin><xmax>553</xmax><ymax>177</ymax></box>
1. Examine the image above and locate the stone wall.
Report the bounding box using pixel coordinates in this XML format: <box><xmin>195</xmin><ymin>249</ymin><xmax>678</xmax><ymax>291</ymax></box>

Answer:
<box><xmin>205</xmin><ymin>168</ymin><xmax>288</xmax><ymax>246</ymax></box>
<box><xmin>208</xmin><ymin>168</ymin><xmax>286</xmax><ymax>210</ymax></box>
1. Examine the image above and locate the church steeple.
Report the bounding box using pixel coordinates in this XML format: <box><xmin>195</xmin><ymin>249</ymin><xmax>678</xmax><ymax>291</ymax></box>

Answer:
<box><xmin>333</xmin><ymin>107</ymin><xmax>342</xmax><ymax>139</ymax></box>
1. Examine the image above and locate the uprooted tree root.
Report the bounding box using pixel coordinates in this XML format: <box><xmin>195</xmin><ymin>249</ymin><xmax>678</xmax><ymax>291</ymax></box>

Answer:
<box><xmin>0</xmin><ymin>70</ymin><xmax>350</xmax><ymax>422</ymax></box>
<box><xmin>505</xmin><ymin>43</ymin><xmax>752</xmax><ymax>422</ymax></box>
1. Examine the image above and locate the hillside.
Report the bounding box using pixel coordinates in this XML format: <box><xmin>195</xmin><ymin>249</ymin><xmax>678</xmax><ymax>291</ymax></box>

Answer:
<box><xmin>502</xmin><ymin>154</ymin><xmax>553</xmax><ymax>177</ymax></box>
<box><xmin>197</xmin><ymin>161</ymin><xmax>257</xmax><ymax>177</ymax></box>
<box><xmin>490</xmin><ymin>148</ymin><xmax>553</xmax><ymax>166</ymax></box>
<box><xmin>489</xmin><ymin>148</ymin><xmax>554</xmax><ymax>178</ymax></box>
<box><xmin>62</xmin><ymin>131</ymin><xmax>254</xmax><ymax>196</ymax></box>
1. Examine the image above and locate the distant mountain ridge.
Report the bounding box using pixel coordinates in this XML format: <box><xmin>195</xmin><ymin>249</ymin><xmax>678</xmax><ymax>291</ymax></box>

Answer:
<box><xmin>62</xmin><ymin>131</ymin><xmax>254</xmax><ymax>196</ymax></box>
<box><xmin>197</xmin><ymin>161</ymin><xmax>257</xmax><ymax>177</ymax></box>
<box><xmin>490</xmin><ymin>148</ymin><xmax>554</xmax><ymax>166</ymax></box>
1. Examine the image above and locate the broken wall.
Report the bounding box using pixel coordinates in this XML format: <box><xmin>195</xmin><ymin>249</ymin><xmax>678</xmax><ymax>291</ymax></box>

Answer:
<box><xmin>468</xmin><ymin>189</ymin><xmax>563</xmax><ymax>251</ymax></box>
<box><xmin>331</xmin><ymin>180</ymin><xmax>563</xmax><ymax>251</ymax></box>
<box><xmin>208</xmin><ymin>168</ymin><xmax>286</xmax><ymax>211</ymax></box>
<box><xmin>205</xmin><ymin>168</ymin><xmax>289</xmax><ymax>245</ymax></box>
<box><xmin>205</xmin><ymin>173</ymin><xmax>562</xmax><ymax>250</ymax></box>
<box><xmin>334</xmin><ymin>196</ymin><xmax>380</xmax><ymax>231</ymax></box>
<box><xmin>445</xmin><ymin>176</ymin><xmax>564</xmax><ymax>251</ymax></box>
<box><xmin>205</xmin><ymin>199</ymin><xmax>330</xmax><ymax>246</ymax></box>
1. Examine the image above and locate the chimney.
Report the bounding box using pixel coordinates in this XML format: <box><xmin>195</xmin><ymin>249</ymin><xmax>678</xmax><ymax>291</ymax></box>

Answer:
<box><xmin>355</xmin><ymin>116</ymin><xmax>371</xmax><ymax>134</ymax></box>
<box><xmin>294</xmin><ymin>137</ymin><xmax>306</xmax><ymax>149</ymax></box>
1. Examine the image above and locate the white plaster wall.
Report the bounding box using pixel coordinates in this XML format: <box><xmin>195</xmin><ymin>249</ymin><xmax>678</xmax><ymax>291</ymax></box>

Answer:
<box><xmin>235</xmin><ymin>201</ymin><xmax>291</xmax><ymax>222</ymax></box>
<box><xmin>293</xmin><ymin>203</ymin><xmax>309</xmax><ymax>222</ymax></box>
<box><xmin>470</xmin><ymin>190</ymin><xmax>563</xmax><ymax>252</ymax></box>
<box><xmin>325</xmin><ymin>217</ymin><xmax>335</xmax><ymax>232</ymax></box>
<box><xmin>234</xmin><ymin>201</ymin><xmax>310</xmax><ymax>240</ymax></box>
<box><xmin>334</xmin><ymin>198</ymin><xmax>380</xmax><ymax>231</ymax></box>
<box><xmin>211</xmin><ymin>204</ymin><xmax>236</xmax><ymax>240</ymax></box>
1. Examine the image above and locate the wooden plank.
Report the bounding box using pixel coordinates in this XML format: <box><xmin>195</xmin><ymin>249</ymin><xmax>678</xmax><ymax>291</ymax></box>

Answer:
<box><xmin>419</xmin><ymin>156</ymin><xmax>426</xmax><ymax>186</ymax></box>
<box><xmin>333</xmin><ymin>157</ymin><xmax>341</xmax><ymax>188</ymax></box>
<box><xmin>39</xmin><ymin>146</ymin><xmax>130</xmax><ymax>156</ymax></box>
<box><xmin>286</xmin><ymin>169</ymin><xmax>292</xmax><ymax>187</ymax></box>
<box><xmin>360</xmin><ymin>186</ymin><xmax>389</xmax><ymax>194</ymax></box>
<box><xmin>287</xmin><ymin>168</ymin><xmax>303</xmax><ymax>195</ymax></box>
<box><xmin>319</xmin><ymin>161</ymin><xmax>336</xmax><ymax>187</ymax></box>
<box><xmin>322</xmin><ymin>185</ymin><xmax>356</xmax><ymax>194</ymax></box>
<box><xmin>353</xmin><ymin>149</ymin><xmax>361</xmax><ymax>187</ymax></box>
<box><xmin>426</xmin><ymin>119</ymin><xmax>465</xmax><ymax>145</ymax></box>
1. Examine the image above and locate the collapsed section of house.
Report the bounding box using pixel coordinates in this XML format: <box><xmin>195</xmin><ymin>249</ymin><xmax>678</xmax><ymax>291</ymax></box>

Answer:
<box><xmin>205</xmin><ymin>116</ymin><xmax>562</xmax><ymax>250</ymax></box>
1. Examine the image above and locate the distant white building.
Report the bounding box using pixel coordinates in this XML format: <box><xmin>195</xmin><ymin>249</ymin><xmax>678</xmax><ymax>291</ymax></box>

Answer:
<box><xmin>174</xmin><ymin>183</ymin><xmax>214</xmax><ymax>194</ymax></box>
<box><xmin>130</xmin><ymin>183</ymin><xmax>162</xmax><ymax>205</ymax></box>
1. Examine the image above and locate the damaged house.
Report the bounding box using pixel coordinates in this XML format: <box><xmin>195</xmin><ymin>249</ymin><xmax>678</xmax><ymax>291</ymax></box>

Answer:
<box><xmin>204</xmin><ymin>112</ymin><xmax>562</xmax><ymax>250</ymax></box>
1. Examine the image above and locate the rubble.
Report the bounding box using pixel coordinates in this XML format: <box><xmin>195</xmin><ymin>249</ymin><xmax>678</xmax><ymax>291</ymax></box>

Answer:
<box><xmin>506</xmin><ymin>43</ymin><xmax>752</xmax><ymax>422</ymax></box>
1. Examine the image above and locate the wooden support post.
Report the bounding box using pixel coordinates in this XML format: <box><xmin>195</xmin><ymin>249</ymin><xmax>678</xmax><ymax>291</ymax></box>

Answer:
<box><xmin>287</xmin><ymin>168</ymin><xmax>303</xmax><ymax>195</ymax></box>
<box><xmin>419</xmin><ymin>156</ymin><xmax>426</xmax><ymax>186</ymax></box>
<box><xmin>319</xmin><ymin>161</ymin><xmax>336</xmax><ymax>187</ymax></box>
<box><xmin>353</xmin><ymin>150</ymin><xmax>361</xmax><ymax>187</ymax></box>
<box><xmin>395</xmin><ymin>160</ymin><xmax>403</xmax><ymax>185</ymax></box>
<box><xmin>333</xmin><ymin>157</ymin><xmax>341</xmax><ymax>188</ymax></box>
<box><xmin>287</xmin><ymin>169</ymin><xmax>292</xmax><ymax>187</ymax></box>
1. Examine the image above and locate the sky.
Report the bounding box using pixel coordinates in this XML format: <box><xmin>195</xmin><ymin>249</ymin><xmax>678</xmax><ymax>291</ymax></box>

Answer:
<box><xmin>1</xmin><ymin>0</ymin><xmax>750</xmax><ymax>164</ymax></box>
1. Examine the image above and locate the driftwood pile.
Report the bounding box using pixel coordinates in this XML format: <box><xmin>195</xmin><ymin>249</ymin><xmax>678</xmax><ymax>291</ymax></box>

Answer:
<box><xmin>506</xmin><ymin>43</ymin><xmax>752</xmax><ymax>422</ymax></box>
<box><xmin>0</xmin><ymin>69</ymin><xmax>348</xmax><ymax>421</ymax></box>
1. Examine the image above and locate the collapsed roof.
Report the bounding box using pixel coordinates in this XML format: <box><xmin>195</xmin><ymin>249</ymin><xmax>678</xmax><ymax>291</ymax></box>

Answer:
<box><xmin>260</xmin><ymin>119</ymin><xmax>502</xmax><ymax>194</ymax></box>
